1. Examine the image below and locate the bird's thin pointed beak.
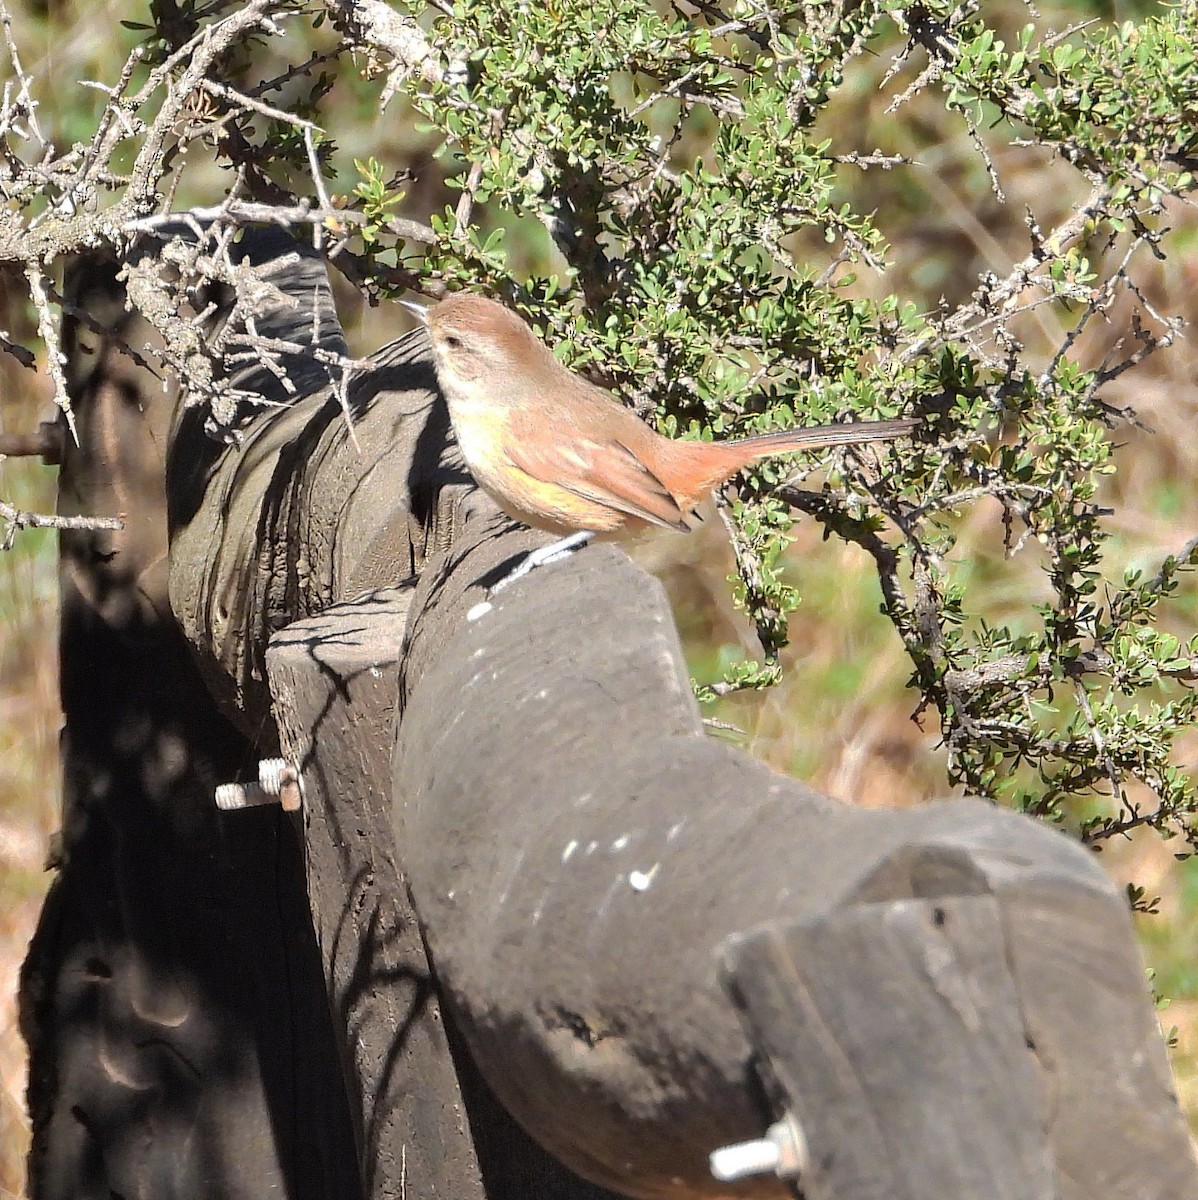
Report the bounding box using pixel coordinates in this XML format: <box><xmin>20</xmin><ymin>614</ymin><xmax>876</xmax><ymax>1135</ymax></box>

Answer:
<box><xmin>400</xmin><ymin>298</ymin><xmax>431</xmax><ymax>324</ymax></box>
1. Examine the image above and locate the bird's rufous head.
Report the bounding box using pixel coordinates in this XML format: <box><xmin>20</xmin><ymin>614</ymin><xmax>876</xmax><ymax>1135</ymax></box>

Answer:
<box><xmin>405</xmin><ymin>293</ymin><xmax>545</xmax><ymax>396</ymax></box>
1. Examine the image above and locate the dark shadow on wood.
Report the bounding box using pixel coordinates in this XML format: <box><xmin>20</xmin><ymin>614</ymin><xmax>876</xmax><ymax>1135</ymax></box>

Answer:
<box><xmin>19</xmin><ymin>253</ymin><xmax>361</xmax><ymax>1200</ymax></box>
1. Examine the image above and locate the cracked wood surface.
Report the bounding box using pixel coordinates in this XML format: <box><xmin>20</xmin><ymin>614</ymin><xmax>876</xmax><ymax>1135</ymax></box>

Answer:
<box><xmin>392</xmin><ymin>523</ymin><xmax>1198</xmax><ymax>1199</ymax></box>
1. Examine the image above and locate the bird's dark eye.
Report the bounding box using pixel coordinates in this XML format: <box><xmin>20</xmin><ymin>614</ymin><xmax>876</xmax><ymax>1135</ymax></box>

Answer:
<box><xmin>444</xmin><ymin>334</ymin><xmax>463</xmax><ymax>350</ymax></box>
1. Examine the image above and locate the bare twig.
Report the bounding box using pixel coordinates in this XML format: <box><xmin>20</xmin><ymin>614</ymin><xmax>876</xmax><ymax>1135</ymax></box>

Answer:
<box><xmin>0</xmin><ymin>499</ymin><xmax>122</xmax><ymax>552</ymax></box>
<box><xmin>127</xmin><ymin>201</ymin><xmax>436</xmax><ymax>246</ymax></box>
<box><xmin>454</xmin><ymin>108</ymin><xmax>505</xmax><ymax>237</ymax></box>
<box><xmin>323</xmin><ymin>0</ymin><xmax>447</xmax><ymax>101</ymax></box>
<box><xmin>25</xmin><ymin>266</ymin><xmax>75</xmax><ymax>440</ymax></box>
<box><xmin>0</xmin><ymin>0</ymin><xmax>45</xmax><ymax>147</ymax></box>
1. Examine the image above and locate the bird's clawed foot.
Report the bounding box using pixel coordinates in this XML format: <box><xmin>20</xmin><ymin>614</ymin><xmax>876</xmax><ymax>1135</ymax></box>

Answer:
<box><xmin>488</xmin><ymin>531</ymin><xmax>595</xmax><ymax>596</ymax></box>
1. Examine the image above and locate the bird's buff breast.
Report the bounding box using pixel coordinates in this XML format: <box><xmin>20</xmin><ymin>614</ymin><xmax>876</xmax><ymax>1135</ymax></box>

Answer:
<box><xmin>447</xmin><ymin>398</ymin><xmax>628</xmax><ymax>535</ymax></box>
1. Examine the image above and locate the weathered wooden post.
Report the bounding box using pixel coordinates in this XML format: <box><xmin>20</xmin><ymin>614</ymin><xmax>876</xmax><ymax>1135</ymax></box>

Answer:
<box><xmin>169</xmin><ymin>233</ymin><xmax>1198</xmax><ymax>1199</ymax></box>
<box><xmin>24</xmin><ymin>230</ymin><xmax>1198</xmax><ymax>1200</ymax></box>
<box><xmin>384</xmin><ymin>522</ymin><xmax>1197</xmax><ymax>1200</ymax></box>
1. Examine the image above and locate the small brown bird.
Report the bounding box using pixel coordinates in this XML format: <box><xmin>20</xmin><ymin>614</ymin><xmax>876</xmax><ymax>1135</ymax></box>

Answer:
<box><xmin>404</xmin><ymin>293</ymin><xmax>916</xmax><ymax>581</ymax></box>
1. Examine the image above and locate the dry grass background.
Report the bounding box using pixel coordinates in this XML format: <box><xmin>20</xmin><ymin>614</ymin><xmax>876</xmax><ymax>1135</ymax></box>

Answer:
<box><xmin>0</xmin><ymin>372</ymin><xmax>59</xmax><ymax>1196</ymax></box>
<box><xmin>1</xmin><ymin>0</ymin><xmax>1197</xmax><ymax>1191</ymax></box>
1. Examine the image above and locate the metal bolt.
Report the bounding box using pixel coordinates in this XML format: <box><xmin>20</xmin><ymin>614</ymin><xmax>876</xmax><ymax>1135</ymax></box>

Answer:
<box><xmin>214</xmin><ymin>759</ymin><xmax>304</xmax><ymax>812</ymax></box>
<box><xmin>709</xmin><ymin>1112</ymin><xmax>808</xmax><ymax>1184</ymax></box>
<box><xmin>258</xmin><ymin>758</ymin><xmax>289</xmax><ymax>794</ymax></box>
<box><xmin>214</xmin><ymin>781</ymin><xmax>275</xmax><ymax>811</ymax></box>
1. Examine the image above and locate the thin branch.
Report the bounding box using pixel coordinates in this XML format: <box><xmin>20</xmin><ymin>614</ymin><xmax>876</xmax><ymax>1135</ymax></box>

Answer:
<box><xmin>0</xmin><ymin>499</ymin><xmax>122</xmax><ymax>552</ymax></box>
<box><xmin>323</xmin><ymin>0</ymin><xmax>448</xmax><ymax>100</ymax></box>
<box><xmin>25</xmin><ymin>266</ymin><xmax>75</xmax><ymax>440</ymax></box>
<box><xmin>0</xmin><ymin>0</ymin><xmax>45</xmax><ymax>147</ymax></box>
<box><xmin>127</xmin><ymin>200</ymin><xmax>436</xmax><ymax>246</ymax></box>
<box><xmin>454</xmin><ymin>108</ymin><xmax>505</xmax><ymax>237</ymax></box>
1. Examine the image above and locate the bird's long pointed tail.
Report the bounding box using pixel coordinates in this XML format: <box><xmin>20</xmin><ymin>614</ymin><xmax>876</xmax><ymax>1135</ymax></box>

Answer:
<box><xmin>729</xmin><ymin>416</ymin><xmax>918</xmax><ymax>456</ymax></box>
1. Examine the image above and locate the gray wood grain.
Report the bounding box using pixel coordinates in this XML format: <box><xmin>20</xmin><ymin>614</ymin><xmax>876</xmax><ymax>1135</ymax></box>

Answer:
<box><xmin>393</xmin><ymin>521</ymin><xmax>1198</xmax><ymax>1200</ymax></box>
<box><xmin>267</xmin><ymin>588</ymin><xmax>625</xmax><ymax>1200</ymax></box>
<box><xmin>150</xmin><ymin>230</ymin><xmax>1198</xmax><ymax>1200</ymax></box>
<box><xmin>722</xmin><ymin>897</ymin><xmax>1054</xmax><ymax>1200</ymax></box>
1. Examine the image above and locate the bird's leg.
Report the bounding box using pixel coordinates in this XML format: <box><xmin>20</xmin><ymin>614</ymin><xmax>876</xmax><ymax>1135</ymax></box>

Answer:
<box><xmin>489</xmin><ymin>531</ymin><xmax>595</xmax><ymax>595</ymax></box>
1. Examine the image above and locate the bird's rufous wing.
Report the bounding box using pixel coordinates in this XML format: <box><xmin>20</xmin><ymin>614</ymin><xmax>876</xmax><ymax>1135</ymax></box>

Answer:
<box><xmin>505</xmin><ymin>417</ymin><xmax>691</xmax><ymax>531</ymax></box>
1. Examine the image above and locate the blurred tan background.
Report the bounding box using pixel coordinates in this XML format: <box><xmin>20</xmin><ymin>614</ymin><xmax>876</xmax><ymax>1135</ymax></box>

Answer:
<box><xmin>2</xmin><ymin>0</ymin><xmax>1196</xmax><ymax>1192</ymax></box>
